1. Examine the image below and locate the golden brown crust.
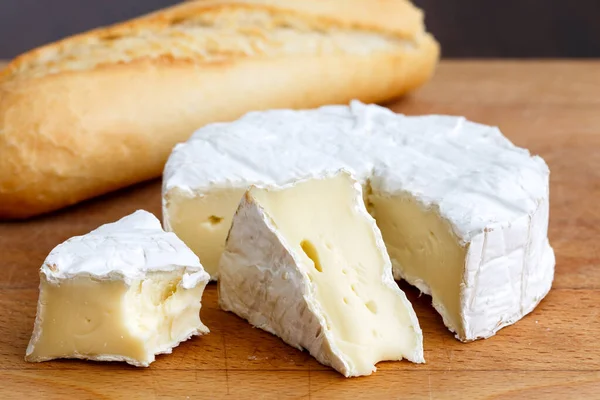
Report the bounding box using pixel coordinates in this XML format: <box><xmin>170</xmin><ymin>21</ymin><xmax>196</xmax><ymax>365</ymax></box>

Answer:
<box><xmin>1</xmin><ymin>0</ymin><xmax>424</xmax><ymax>81</ymax></box>
<box><xmin>162</xmin><ymin>0</ymin><xmax>425</xmax><ymax>37</ymax></box>
<box><xmin>0</xmin><ymin>0</ymin><xmax>438</xmax><ymax>219</ymax></box>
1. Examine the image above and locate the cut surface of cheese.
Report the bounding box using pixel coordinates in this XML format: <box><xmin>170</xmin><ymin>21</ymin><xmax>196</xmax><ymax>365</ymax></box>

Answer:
<box><xmin>25</xmin><ymin>210</ymin><xmax>210</xmax><ymax>366</ymax></box>
<box><xmin>219</xmin><ymin>172</ymin><xmax>424</xmax><ymax>377</ymax></box>
<box><xmin>163</xmin><ymin>101</ymin><xmax>555</xmax><ymax>341</ymax></box>
<box><xmin>367</xmin><ymin>194</ymin><xmax>466</xmax><ymax>333</ymax></box>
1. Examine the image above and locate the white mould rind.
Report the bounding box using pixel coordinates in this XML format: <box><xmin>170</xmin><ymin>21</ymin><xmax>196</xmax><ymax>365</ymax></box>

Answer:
<box><xmin>42</xmin><ymin>210</ymin><xmax>209</xmax><ymax>286</ymax></box>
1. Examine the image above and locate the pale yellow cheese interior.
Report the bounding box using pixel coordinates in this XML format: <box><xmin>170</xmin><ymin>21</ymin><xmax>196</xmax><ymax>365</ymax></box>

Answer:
<box><xmin>26</xmin><ymin>270</ymin><xmax>206</xmax><ymax>365</ymax></box>
<box><xmin>249</xmin><ymin>174</ymin><xmax>420</xmax><ymax>374</ymax></box>
<box><xmin>368</xmin><ymin>194</ymin><xmax>466</xmax><ymax>335</ymax></box>
<box><xmin>166</xmin><ymin>181</ymin><xmax>467</xmax><ymax>337</ymax></box>
<box><xmin>165</xmin><ymin>188</ymin><xmax>245</xmax><ymax>277</ymax></box>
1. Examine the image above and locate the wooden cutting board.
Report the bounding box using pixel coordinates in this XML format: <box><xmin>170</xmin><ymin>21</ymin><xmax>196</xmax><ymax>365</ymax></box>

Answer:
<box><xmin>1</xmin><ymin>60</ymin><xmax>599</xmax><ymax>399</ymax></box>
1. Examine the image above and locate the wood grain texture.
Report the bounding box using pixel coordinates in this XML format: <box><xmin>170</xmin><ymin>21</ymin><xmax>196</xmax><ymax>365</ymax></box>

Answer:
<box><xmin>0</xmin><ymin>60</ymin><xmax>599</xmax><ymax>399</ymax></box>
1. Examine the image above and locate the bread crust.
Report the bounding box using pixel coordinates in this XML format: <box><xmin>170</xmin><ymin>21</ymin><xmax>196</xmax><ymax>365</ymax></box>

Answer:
<box><xmin>2</xmin><ymin>0</ymin><xmax>424</xmax><ymax>81</ymax></box>
<box><xmin>0</xmin><ymin>0</ymin><xmax>438</xmax><ymax>219</ymax></box>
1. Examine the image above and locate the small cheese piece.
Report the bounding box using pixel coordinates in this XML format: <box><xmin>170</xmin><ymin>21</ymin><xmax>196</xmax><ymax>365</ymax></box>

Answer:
<box><xmin>25</xmin><ymin>210</ymin><xmax>210</xmax><ymax>367</ymax></box>
<box><xmin>163</xmin><ymin>101</ymin><xmax>555</xmax><ymax>341</ymax></box>
<box><xmin>219</xmin><ymin>172</ymin><xmax>424</xmax><ymax>377</ymax></box>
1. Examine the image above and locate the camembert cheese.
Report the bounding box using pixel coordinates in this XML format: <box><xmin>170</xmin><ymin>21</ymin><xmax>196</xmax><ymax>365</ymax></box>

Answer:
<box><xmin>219</xmin><ymin>172</ymin><xmax>424</xmax><ymax>377</ymax></box>
<box><xmin>25</xmin><ymin>210</ymin><xmax>210</xmax><ymax>366</ymax></box>
<box><xmin>163</xmin><ymin>101</ymin><xmax>555</xmax><ymax>341</ymax></box>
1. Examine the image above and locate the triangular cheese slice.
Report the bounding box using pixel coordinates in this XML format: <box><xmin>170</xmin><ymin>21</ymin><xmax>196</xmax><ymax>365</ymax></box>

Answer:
<box><xmin>219</xmin><ymin>172</ymin><xmax>423</xmax><ymax>377</ymax></box>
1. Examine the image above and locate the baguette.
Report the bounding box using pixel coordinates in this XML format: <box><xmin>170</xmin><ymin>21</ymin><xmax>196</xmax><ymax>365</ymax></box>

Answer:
<box><xmin>0</xmin><ymin>0</ymin><xmax>439</xmax><ymax>219</ymax></box>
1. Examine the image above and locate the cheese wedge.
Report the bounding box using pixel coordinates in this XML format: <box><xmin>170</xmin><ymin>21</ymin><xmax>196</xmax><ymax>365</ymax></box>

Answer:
<box><xmin>164</xmin><ymin>101</ymin><xmax>555</xmax><ymax>341</ymax></box>
<box><xmin>219</xmin><ymin>172</ymin><xmax>424</xmax><ymax>377</ymax></box>
<box><xmin>25</xmin><ymin>210</ymin><xmax>210</xmax><ymax>366</ymax></box>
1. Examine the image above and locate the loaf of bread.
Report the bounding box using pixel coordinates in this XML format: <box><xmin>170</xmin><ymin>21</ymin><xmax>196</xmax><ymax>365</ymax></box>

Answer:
<box><xmin>0</xmin><ymin>0</ymin><xmax>439</xmax><ymax>219</ymax></box>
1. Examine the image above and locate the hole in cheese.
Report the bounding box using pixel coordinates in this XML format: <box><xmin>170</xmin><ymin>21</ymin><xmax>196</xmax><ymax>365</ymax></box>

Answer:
<box><xmin>208</xmin><ymin>215</ymin><xmax>223</xmax><ymax>225</ymax></box>
<box><xmin>365</xmin><ymin>301</ymin><xmax>378</xmax><ymax>314</ymax></box>
<box><xmin>160</xmin><ymin>282</ymin><xmax>179</xmax><ymax>303</ymax></box>
<box><xmin>300</xmin><ymin>240</ymin><xmax>323</xmax><ymax>272</ymax></box>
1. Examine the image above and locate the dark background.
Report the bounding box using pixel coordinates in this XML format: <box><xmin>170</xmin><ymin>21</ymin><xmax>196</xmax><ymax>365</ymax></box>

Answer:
<box><xmin>1</xmin><ymin>0</ymin><xmax>599</xmax><ymax>59</ymax></box>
